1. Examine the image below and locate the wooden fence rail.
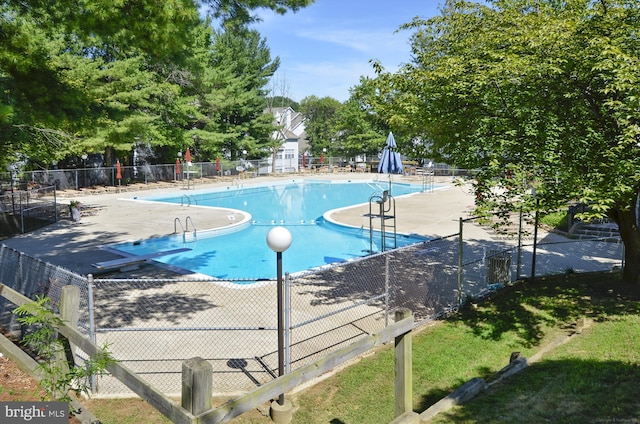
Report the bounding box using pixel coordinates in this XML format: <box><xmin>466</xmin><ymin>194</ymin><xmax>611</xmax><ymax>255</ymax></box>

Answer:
<box><xmin>0</xmin><ymin>283</ymin><xmax>415</xmax><ymax>424</ymax></box>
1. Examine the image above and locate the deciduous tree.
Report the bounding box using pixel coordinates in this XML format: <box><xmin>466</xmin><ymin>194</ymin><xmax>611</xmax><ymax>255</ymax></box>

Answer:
<box><xmin>333</xmin><ymin>98</ymin><xmax>385</xmax><ymax>160</ymax></box>
<box><xmin>373</xmin><ymin>0</ymin><xmax>640</xmax><ymax>282</ymax></box>
<box><xmin>300</xmin><ymin>96</ymin><xmax>342</xmax><ymax>156</ymax></box>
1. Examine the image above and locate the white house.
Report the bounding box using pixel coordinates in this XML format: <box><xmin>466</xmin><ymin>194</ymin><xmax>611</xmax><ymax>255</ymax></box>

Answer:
<box><xmin>266</xmin><ymin>106</ymin><xmax>307</xmax><ymax>173</ymax></box>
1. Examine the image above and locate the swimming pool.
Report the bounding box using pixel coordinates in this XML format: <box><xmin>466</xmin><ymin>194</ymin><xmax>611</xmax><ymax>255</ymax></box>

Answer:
<box><xmin>111</xmin><ymin>180</ymin><xmax>430</xmax><ymax>280</ymax></box>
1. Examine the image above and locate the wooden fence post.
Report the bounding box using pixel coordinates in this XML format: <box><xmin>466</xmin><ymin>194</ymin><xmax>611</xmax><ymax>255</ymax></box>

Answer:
<box><xmin>395</xmin><ymin>308</ymin><xmax>413</xmax><ymax>418</ymax></box>
<box><xmin>59</xmin><ymin>285</ymin><xmax>80</xmax><ymax>368</ymax></box>
<box><xmin>182</xmin><ymin>357</ymin><xmax>212</xmax><ymax>416</ymax></box>
<box><xmin>60</xmin><ymin>286</ymin><xmax>80</xmax><ymax>336</ymax></box>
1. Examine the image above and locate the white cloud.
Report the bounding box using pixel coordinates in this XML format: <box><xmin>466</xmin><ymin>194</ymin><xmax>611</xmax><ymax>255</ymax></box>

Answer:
<box><xmin>296</xmin><ymin>28</ymin><xmax>401</xmax><ymax>54</ymax></box>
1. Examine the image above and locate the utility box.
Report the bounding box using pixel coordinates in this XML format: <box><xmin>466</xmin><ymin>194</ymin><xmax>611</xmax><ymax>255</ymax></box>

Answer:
<box><xmin>487</xmin><ymin>252</ymin><xmax>511</xmax><ymax>284</ymax></box>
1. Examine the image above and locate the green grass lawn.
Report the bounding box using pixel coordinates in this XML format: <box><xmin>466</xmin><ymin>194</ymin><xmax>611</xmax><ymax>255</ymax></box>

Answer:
<box><xmin>431</xmin><ymin>314</ymin><xmax>640</xmax><ymax>423</ymax></box>
<box><xmin>87</xmin><ymin>271</ymin><xmax>640</xmax><ymax>423</ymax></box>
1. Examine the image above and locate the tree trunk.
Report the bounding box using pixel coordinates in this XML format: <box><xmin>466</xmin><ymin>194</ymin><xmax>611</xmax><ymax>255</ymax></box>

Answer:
<box><xmin>612</xmin><ymin>207</ymin><xmax>640</xmax><ymax>284</ymax></box>
<box><xmin>104</xmin><ymin>146</ymin><xmax>115</xmax><ymax>167</ymax></box>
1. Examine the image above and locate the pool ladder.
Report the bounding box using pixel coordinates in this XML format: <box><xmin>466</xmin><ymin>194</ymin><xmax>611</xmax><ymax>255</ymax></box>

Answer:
<box><xmin>174</xmin><ymin>216</ymin><xmax>197</xmax><ymax>244</ymax></box>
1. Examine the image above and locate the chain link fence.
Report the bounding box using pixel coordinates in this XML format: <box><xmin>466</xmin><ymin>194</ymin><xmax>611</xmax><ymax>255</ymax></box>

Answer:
<box><xmin>87</xmin><ymin>245</ymin><xmax>459</xmax><ymax>396</ymax></box>
<box><xmin>459</xmin><ymin>214</ymin><xmax>624</xmax><ymax>303</ymax></box>
<box><xmin>88</xmin><ymin>276</ymin><xmax>279</xmax><ymax>394</ymax></box>
<box><xmin>0</xmin><ymin>244</ymin><xmax>91</xmax><ymax>335</ymax></box>
<box><xmin>0</xmin><ymin>214</ymin><xmax>624</xmax><ymax>397</ymax></box>
<box><xmin>0</xmin><ymin>160</ymin><xmax>471</xmax><ymax>192</ymax></box>
<box><xmin>0</xmin><ymin>162</ymin><xmax>258</xmax><ymax>192</ymax></box>
<box><xmin>0</xmin><ymin>186</ymin><xmax>60</xmax><ymax>236</ymax></box>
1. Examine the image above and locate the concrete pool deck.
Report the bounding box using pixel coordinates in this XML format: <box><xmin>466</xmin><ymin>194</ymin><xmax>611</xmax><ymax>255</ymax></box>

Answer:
<box><xmin>1</xmin><ymin>172</ymin><xmax>621</xmax><ymax>278</ymax></box>
<box><xmin>1</xmin><ymin>172</ymin><xmax>625</xmax><ymax>396</ymax></box>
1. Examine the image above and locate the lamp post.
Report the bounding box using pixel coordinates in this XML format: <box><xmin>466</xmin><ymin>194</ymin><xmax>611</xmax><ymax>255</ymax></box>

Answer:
<box><xmin>81</xmin><ymin>154</ymin><xmax>88</xmax><ymax>189</ymax></box>
<box><xmin>531</xmin><ymin>188</ymin><xmax>540</xmax><ymax>283</ymax></box>
<box><xmin>242</xmin><ymin>150</ymin><xmax>247</xmax><ymax>177</ymax></box>
<box><xmin>176</xmin><ymin>151</ymin><xmax>182</xmax><ymax>182</ymax></box>
<box><xmin>322</xmin><ymin>147</ymin><xmax>326</xmax><ymax>160</ymax></box>
<box><xmin>266</xmin><ymin>226</ymin><xmax>292</xmax><ymax>407</ymax></box>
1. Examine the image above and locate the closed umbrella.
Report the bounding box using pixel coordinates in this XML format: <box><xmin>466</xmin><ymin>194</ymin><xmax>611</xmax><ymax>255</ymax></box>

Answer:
<box><xmin>175</xmin><ymin>158</ymin><xmax>181</xmax><ymax>180</ymax></box>
<box><xmin>216</xmin><ymin>157</ymin><xmax>221</xmax><ymax>175</ymax></box>
<box><xmin>116</xmin><ymin>160</ymin><xmax>122</xmax><ymax>186</ymax></box>
<box><xmin>377</xmin><ymin>132</ymin><xmax>403</xmax><ymax>192</ymax></box>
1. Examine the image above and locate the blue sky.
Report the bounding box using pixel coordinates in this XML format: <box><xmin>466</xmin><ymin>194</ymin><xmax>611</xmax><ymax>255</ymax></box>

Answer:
<box><xmin>252</xmin><ymin>1</ymin><xmax>444</xmax><ymax>103</ymax></box>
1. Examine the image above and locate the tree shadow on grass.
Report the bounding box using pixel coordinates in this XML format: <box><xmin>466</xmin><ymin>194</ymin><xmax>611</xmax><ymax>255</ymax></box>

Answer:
<box><xmin>414</xmin><ymin>365</ymin><xmax>498</xmax><ymax>413</ymax></box>
<box><xmin>414</xmin><ymin>272</ymin><xmax>640</xmax><ymax>416</ymax></box>
<box><xmin>426</xmin><ymin>359</ymin><xmax>640</xmax><ymax>423</ymax></box>
<box><xmin>448</xmin><ymin>271</ymin><xmax>640</xmax><ymax>348</ymax></box>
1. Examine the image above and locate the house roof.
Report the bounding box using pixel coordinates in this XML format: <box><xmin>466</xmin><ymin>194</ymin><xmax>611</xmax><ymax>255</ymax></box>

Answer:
<box><xmin>265</xmin><ymin>106</ymin><xmax>306</xmax><ymax>138</ymax></box>
<box><xmin>265</xmin><ymin>106</ymin><xmax>307</xmax><ymax>152</ymax></box>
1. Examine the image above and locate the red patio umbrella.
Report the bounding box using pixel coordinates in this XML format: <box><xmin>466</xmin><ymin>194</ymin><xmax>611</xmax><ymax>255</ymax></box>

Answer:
<box><xmin>115</xmin><ymin>160</ymin><xmax>122</xmax><ymax>185</ymax></box>
<box><xmin>216</xmin><ymin>157</ymin><xmax>221</xmax><ymax>174</ymax></box>
<box><xmin>320</xmin><ymin>153</ymin><xmax>325</xmax><ymax>164</ymax></box>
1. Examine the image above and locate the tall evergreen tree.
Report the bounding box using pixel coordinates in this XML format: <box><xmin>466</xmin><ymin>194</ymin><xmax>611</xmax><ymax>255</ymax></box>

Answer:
<box><xmin>191</xmin><ymin>26</ymin><xmax>280</xmax><ymax>161</ymax></box>
<box><xmin>0</xmin><ymin>0</ymin><xmax>313</xmax><ymax>169</ymax></box>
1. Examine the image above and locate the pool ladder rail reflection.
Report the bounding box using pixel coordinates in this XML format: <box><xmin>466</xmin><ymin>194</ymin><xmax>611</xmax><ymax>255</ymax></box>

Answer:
<box><xmin>181</xmin><ymin>194</ymin><xmax>198</xmax><ymax>206</ymax></box>
<box><xmin>174</xmin><ymin>216</ymin><xmax>197</xmax><ymax>244</ymax></box>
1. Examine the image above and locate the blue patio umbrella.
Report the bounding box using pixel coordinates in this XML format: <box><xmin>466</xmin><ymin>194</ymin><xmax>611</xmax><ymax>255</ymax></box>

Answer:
<box><xmin>378</xmin><ymin>132</ymin><xmax>403</xmax><ymax>174</ymax></box>
<box><xmin>378</xmin><ymin>132</ymin><xmax>403</xmax><ymax>193</ymax></box>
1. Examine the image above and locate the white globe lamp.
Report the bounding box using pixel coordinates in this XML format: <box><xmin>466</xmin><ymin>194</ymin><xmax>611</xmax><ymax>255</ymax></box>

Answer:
<box><xmin>267</xmin><ymin>226</ymin><xmax>292</xmax><ymax>253</ymax></box>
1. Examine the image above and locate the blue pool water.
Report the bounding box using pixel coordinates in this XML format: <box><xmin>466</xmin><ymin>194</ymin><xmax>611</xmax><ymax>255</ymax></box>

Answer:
<box><xmin>112</xmin><ymin>180</ymin><xmax>430</xmax><ymax>280</ymax></box>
